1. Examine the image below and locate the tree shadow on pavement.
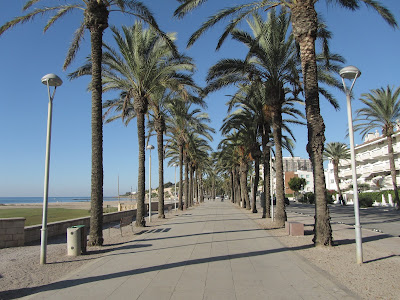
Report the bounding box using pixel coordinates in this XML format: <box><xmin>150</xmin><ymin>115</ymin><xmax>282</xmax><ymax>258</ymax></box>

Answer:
<box><xmin>333</xmin><ymin>234</ymin><xmax>393</xmax><ymax>246</ymax></box>
<box><xmin>364</xmin><ymin>254</ymin><xmax>399</xmax><ymax>264</ymax></box>
<box><xmin>1</xmin><ymin>243</ymin><xmax>313</xmax><ymax>299</ymax></box>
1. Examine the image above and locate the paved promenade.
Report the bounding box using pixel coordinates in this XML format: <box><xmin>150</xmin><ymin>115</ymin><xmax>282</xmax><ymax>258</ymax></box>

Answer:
<box><xmin>25</xmin><ymin>201</ymin><xmax>356</xmax><ymax>300</ymax></box>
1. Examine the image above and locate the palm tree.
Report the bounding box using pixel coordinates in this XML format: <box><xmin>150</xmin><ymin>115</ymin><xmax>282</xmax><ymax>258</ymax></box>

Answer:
<box><xmin>217</xmin><ymin>139</ymin><xmax>240</xmax><ymax>205</ymax></box>
<box><xmin>174</xmin><ymin>0</ymin><xmax>396</xmax><ymax>245</ymax></box>
<box><xmin>148</xmin><ymin>86</ymin><xmax>201</xmax><ymax>217</ymax></box>
<box><xmin>165</xmin><ymin>99</ymin><xmax>214</xmax><ymax>210</ymax></box>
<box><xmin>207</xmin><ymin>11</ymin><xmax>313</xmax><ymax>225</ymax></box>
<box><xmin>324</xmin><ymin>142</ymin><xmax>350</xmax><ymax>199</ymax></box>
<box><xmin>186</xmin><ymin>132</ymin><xmax>213</xmax><ymax>205</ymax></box>
<box><xmin>354</xmin><ymin>86</ymin><xmax>400</xmax><ymax>207</ymax></box>
<box><xmin>1</xmin><ymin>0</ymin><xmax>178</xmax><ymax>246</ymax></box>
<box><xmin>221</xmin><ymin>111</ymin><xmax>257</xmax><ymax>211</ymax></box>
<box><xmin>74</xmin><ymin>23</ymin><xmax>196</xmax><ymax>227</ymax></box>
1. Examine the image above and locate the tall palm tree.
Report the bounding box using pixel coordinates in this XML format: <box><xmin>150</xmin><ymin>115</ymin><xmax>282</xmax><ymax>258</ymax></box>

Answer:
<box><xmin>354</xmin><ymin>86</ymin><xmax>400</xmax><ymax>207</ymax></box>
<box><xmin>186</xmin><ymin>132</ymin><xmax>213</xmax><ymax>205</ymax></box>
<box><xmin>175</xmin><ymin>0</ymin><xmax>396</xmax><ymax>245</ymax></box>
<box><xmin>324</xmin><ymin>142</ymin><xmax>350</xmax><ymax>199</ymax></box>
<box><xmin>207</xmin><ymin>11</ymin><xmax>315</xmax><ymax>225</ymax></box>
<box><xmin>74</xmin><ymin>23</ymin><xmax>196</xmax><ymax>227</ymax></box>
<box><xmin>1</xmin><ymin>0</ymin><xmax>177</xmax><ymax>246</ymax></box>
<box><xmin>148</xmin><ymin>87</ymin><xmax>201</xmax><ymax>217</ymax></box>
<box><xmin>165</xmin><ymin>99</ymin><xmax>214</xmax><ymax>210</ymax></box>
<box><xmin>216</xmin><ymin>140</ymin><xmax>240</xmax><ymax>204</ymax></box>
<box><xmin>221</xmin><ymin>111</ymin><xmax>257</xmax><ymax>211</ymax></box>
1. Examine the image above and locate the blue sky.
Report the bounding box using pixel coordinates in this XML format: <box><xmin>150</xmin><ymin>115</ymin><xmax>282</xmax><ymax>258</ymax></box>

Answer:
<box><xmin>1</xmin><ymin>0</ymin><xmax>400</xmax><ymax>197</ymax></box>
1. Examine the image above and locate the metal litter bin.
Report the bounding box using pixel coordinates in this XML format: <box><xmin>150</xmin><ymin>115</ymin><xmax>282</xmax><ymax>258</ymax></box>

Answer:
<box><xmin>67</xmin><ymin>225</ymin><xmax>87</xmax><ymax>256</ymax></box>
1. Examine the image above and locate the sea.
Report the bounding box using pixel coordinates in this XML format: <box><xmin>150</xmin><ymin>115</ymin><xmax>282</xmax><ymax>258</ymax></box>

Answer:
<box><xmin>0</xmin><ymin>197</ymin><xmax>128</xmax><ymax>205</ymax></box>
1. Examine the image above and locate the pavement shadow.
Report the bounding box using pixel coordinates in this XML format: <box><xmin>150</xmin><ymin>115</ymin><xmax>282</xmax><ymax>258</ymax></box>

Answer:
<box><xmin>364</xmin><ymin>254</ymin><xmax>399</xmax><ymax>264</ymax></box>
<box><xmin>133</xmin><ymin>227</ymin><xmax>264</xmax><ymax>243</ymax></box>
<box><xmin>333</xmin><ymin>234</ymin><xmax>393</xmax><ymax>246</ymax></box>
<box><xmin>1</xmin><ymin>243</ymin><xmax>313</xmax><ymax>299</ymax></box>
<box><xmin>165</xmin><ymin>218</ymin><xmax>249</xmax><ymax>226</ymax></box>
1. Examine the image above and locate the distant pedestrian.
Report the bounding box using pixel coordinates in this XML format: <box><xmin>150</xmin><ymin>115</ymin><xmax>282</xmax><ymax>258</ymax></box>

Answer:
<box><xmin>339</xmin><ymin>195</ymin><xmax>345</xmax><ymax>206</ymax></box>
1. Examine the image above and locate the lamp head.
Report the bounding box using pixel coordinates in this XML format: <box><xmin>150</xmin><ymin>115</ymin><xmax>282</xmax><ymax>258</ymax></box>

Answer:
<box><xmin>146</xmin><ymin>145</ymin><xmax>155</xmax><ymax>150</ymax></box>
<box><xmin>41</xmin><ymin>74</ymin><xmax>63</xmax><ymax>87</ymax></box>
<box><xmin>266</xmin><ymin>140</ymin><xmax>274</xmax><ymax>147</ymax></box>
<box><xmin>339</xmin><ymin>66</ymin><xmax>361</xmax><ymax>80</ymax></box>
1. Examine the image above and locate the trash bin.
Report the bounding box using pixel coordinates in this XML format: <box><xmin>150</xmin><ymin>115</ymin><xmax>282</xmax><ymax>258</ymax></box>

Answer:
<box><xmin>67</xmin><ymin>225</ymin><xmax>87</xmax><ymax>256</ymax></box>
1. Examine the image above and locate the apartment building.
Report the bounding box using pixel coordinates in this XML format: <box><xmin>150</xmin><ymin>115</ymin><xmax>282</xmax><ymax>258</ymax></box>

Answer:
<box><xmin>328</xmin><ymin>130</ymin><xmax>400</xmax><ymax>192</ymax></box>
<box><xmin>284</xmin><ymin>170</ymin><xmax>314</xmax><ymax>194</ymax></box>
<box><xmin>283</xmin><ymin>157</ymin><xmax>313</xmax><ymax>172</ymax></box>
<box><xmin>260</xmin><ymin>157</ymin><xmax>314</xmax><ymax>193</ymax></box>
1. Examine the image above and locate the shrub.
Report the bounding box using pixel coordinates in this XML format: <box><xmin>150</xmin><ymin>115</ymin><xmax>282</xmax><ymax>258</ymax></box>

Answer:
<box><xmin>301</xmin><ymin>192</ymin><xmax>315</xmax><ymax>204</ymax></box>
<box><xmin>358</xmin><ymin>194</ymin><xmax>374</xmax><ymax>207</ymax></box>
<box><xmin>357</xmin><ymin>189</ymin><xmax>399</xmax><ymax>205</ymax></box>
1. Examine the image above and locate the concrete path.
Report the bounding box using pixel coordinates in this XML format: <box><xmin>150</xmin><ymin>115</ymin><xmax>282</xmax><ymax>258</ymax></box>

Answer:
<box><xmin>25</xmin><ymin>201</ymin><xmax>357</xmax><ymax>299</ymax></box>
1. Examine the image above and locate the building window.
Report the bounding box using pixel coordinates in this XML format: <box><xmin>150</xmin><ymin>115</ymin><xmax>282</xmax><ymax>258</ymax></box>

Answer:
<box><xmin>331</xmin><ymin>179</ymin><xmax>334</xmax><ymax>183</ymax></box>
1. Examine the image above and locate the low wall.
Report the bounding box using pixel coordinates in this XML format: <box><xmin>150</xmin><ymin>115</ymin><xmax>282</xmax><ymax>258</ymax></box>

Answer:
<box><xmin>1</xmin><ymin>203</ymin><xmax>173</xmax><ymax>248</ymax></box>
<box><xmin>24</xmin><ymin>209</ymin><xmax>137</xmax><ymax>244</ymax></box>
<box><xmin>0</xmin><ymin>218</ymin><xmax>26</xmax><ymax>248</ymax></box>
<box><xmin>24</xmin><ymin>202</ymin><xmax>173</xmax><ymax>245</ymax></box>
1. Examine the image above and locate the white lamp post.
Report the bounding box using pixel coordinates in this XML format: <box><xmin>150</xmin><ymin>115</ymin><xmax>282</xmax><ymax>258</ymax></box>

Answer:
<box><xmin>147</xmin><ymin>145</ymin><xmax>154</xmax><ymax>222</ymax></box>
<box><xmin>267</xmin><ymin>140</ymin><xmax>274</xmax><ymax>222</ymax></box>
<box><xmin>174</xmin><ymin>163</ymin><xmax>178</xmax><ymax>211</ymax></box>
<box><xmin>40</xmin><ymin>73</ymin><xmax>62</xmax><ymax>265</ymax></box>
<box><xmin>340</xmin><ymin>65</ymin><xmax>363</xmax><ymax>264</ymax></box>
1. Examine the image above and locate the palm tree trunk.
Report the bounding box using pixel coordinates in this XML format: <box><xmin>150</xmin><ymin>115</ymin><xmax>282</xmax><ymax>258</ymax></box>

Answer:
<box><xmin>265</xmin><ymin>148</ymin><xmax>271</xmax><ymax>218</ymax></box>
<box><xmin>272</xmin><ymin>109</ymin><xmax>286</xmax><ymax>227</ymax></box>
<box><xmin>189</xmin><ymin>164</ymin><xmax>194</xmax><ymax>207</ymax></box>
<box><xmin>240</xmin><ymin>161</ymin><xmax>250</xmax><ymax>209</ymax></box>
<box><xmin>212</xmin><ymin>177</ymin><xmax>215</xmax><ymax>200</ymax></box>
<box><xmin>195</xmin><ymin>168</ymin><xmax>199</xmax><ymax>204</ymax></box>
<box><xmin>291</xmin><ymin>1</ymin><xmax>332</xmax><ymax>245</ymax></box>
<box><xmin>199</xmin><ymin>170</ymin><xmax>204</xmax><ymax>203</ymax></box>
<box><xmin>231</xmin><ymin>168</ymin><xmax>235</xmax><ymax>203</ymax></box>
<box><xmin>252</xmin><ymin>155</ymin><xmax>260</xmax><ymax>213</ymax></box>
<box><xmin>387</xmin><ymin>135</ymin><xmax>400</xmax><ymax>206</ymax></box>
<box><xmin>262</xmin><ymin>132</ymin><xmax>271</xmax><ymax>218</ymax></box>
<box><xmin>235</xmin><ymin>166</ymin><xmax>241</xmax><ymax>206</ymax></box>
<box><xmin>333</xmin><ymin>161</ymin><xmax>342</xmax><ymax>197</ymax></box>
<box><xmin>179</xmin><ymin>144</ymin><xmax>184</xmax><ymax>210</ymax></box>
<box><xmin>156</xmin><ymin>120</ymin><xmax>165</xmax><ymax>219</ymax></box>
<box><xmin>134</xmin><ymin>97</ymin><xmax>147</xmax><ymax>227</ymax></box>
<box><xmin>86</xmin><ymin>6</ymin><xmax>107</xmax><ymax>245</ymax></box>
<box><xmin>184</xmin><ymin>157</ymin><xmax>189</xmax><ymax>209</ymax></box>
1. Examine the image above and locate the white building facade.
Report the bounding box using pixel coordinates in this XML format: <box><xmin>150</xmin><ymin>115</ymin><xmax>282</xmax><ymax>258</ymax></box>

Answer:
<box><xmin>330</xmin><ymin>130</ymin><xmax>400</xmax><ymax>193</ymax></box>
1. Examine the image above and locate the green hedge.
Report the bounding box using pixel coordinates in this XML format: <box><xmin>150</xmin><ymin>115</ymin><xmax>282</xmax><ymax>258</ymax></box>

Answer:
<box><xmin>358</xmin><ymin>194</ymin><xmax>374</xmax><ymax>207</ymax></box>
<box><xmin>297</xmin><ymin>191</ymin><xmax>334</xmax><ymax>205</ymax></box>
<box><xmin>358</xmin><ymin>189</ymin><xmax>398</xmax><ymax>205</ymax></box>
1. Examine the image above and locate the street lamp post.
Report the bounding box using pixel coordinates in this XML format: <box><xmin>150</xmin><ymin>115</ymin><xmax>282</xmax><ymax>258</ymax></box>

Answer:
<box><xmin>340</xmin><ymin>65</ymin><xmax>363</xmax><ymax>264</ymax></box>
<box><xmin>147</xmin><ymin>145</ymin><xmax>155</xmax><ymax>223</ymax></box>
<box><xmin>40</xmin><ymin>73</ymin><xmax>62</xmax><ymax>265</ymax></box>
<box><xmin>174</xmin><ymin>163</ymin><xmax>177</xmax><ymax>211</ymax></box>
<box><xmin>267</xmin><ymin>140</ymin><xmax>274</xmax><ymax>222</ymax></box>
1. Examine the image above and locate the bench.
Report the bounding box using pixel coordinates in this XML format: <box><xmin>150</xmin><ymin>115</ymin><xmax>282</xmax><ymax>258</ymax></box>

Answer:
<box><xmin>110</xmin><ymin>216</ymin><xmax>134</xmax><ymax>236</ymax></box>
<box><xmin>285</xmin><ymin>221</ymin><xmax>304</xmax><ymax>236</ymax></box>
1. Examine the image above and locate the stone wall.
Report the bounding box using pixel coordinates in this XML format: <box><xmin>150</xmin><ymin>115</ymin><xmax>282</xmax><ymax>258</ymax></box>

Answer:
<box><xmin>24</xmin><ymin>203</ymin><xmax>173</xmax><ymax>245</ymax></box>
<box><xmin>0</xmin><ymin>218</ymin><xmax>26</xmax><ymax>248</ymax></box>
<box><xmin>1</xmin><ymin>203</ymin><xmax>173</xmax><ymax>248</ymax></box>
<box><xmin>24</xmin><ymin>209</ymin><xmax>137</xmax><ymax>244</ymax></box>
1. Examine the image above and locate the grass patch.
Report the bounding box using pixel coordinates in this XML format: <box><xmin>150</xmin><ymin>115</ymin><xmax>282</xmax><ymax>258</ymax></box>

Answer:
<box><xmin>0</xmin><ymin>208</ymin><xmax>91</xmax><ymax>226</ymax></box>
